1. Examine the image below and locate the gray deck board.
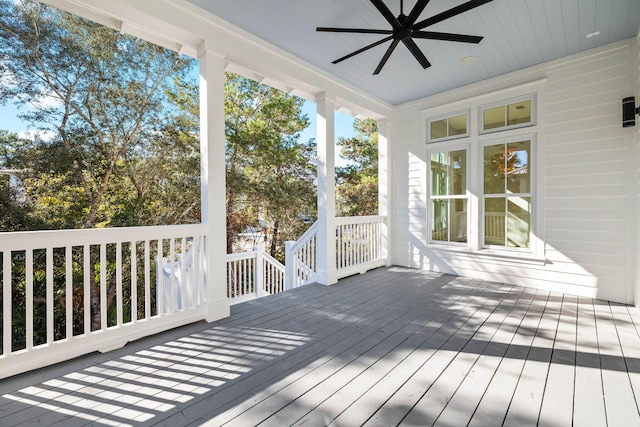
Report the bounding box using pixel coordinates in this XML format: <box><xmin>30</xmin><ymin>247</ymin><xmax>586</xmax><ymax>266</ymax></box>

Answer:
<box><xmin>573</xmin><ymin>296</ymin><xmax>607</xmax><ymax>427</ymax></box>
<box><xmin>467</xmin><ymin>289</ymin><xmax>548</xmax><ymax>426</ymax></box>
<box><xmin>2</xmin><ymin>267</ymin><xmax>640</xmax><ymax>426</ymax></box>
<box><xmin>594</xmin><ymin>299</ymin><xmax>640</xmax><ymax>426</ymax></box>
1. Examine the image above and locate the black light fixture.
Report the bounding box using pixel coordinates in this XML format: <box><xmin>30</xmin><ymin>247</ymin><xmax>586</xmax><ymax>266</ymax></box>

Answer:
<box><xmin>623</xmin><ymin>96</ymin><xmax>640</xmax><ymax>127</ymax></box>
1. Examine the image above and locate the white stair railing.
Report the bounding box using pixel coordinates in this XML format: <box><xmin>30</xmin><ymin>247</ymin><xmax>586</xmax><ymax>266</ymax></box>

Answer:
<box><xmin>225</xmin><ymin>245</ymin><xmax>286</xmax><ymax>305</ymax></box>
<box><xmin>283</xmin><ymin>215</ymin><xmax>387</xmax><ymax>287</ymax></box>
<box><xmin>284</xmin><ymin>221</ymin><xmax>318</xmax><ymax>289</ymax></box>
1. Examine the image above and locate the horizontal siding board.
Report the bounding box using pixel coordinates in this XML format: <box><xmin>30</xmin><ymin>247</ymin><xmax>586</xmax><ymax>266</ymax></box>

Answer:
<box><xmin>543</xmin><ymin>171</ymin><xmax>627</xmax><ymax>187</ymax></box>
<box><xmin>544</xmin><ymin>198</ymin><xmax>627</xmax><ymax>210</ymax></box>
<box><xmin>544</xmin><ymin>160</ymin><xmax>628</xmax><ymax>177</ymax></box>
<box><xmin>544</xmin><ymin>74</ymin><xmax>628</xmax><ymax>104</ymax></box>
<box><xmin>544</xmin><ymin>114</ymin><xmax>622</xmax><ymax>136</ymax></box>
<box><xmin>544</xmin><ymin>49</ymin><xmax>629</xmax><ymax>82</ymax></box>
<box><xmin>545</xmin><ymin>138</ymin><xmax>626</xmax><ymax>156</ymax></box>
<box><xmin>544</xmin><ymin>218</ymin><xmax>628</xmax><ymax>233</ymax></box>
<box><xmin>544</xmin><ymin>100</ymin><xmax>622</xmax><ymax>126</ymax></box>
<box><xmin>546</xmin><ymin>128</ymin><xmax>629</xmax><ymax>145</ymax></box>
<box><xmin>545</xmin><ymin>61</ymin><xmax>628</xmax><ymax>92</ymax></box>
<box><xmin>545</xmin><ymin>184</ymin><xmax>628</xmax><ymax>198</ymax></box>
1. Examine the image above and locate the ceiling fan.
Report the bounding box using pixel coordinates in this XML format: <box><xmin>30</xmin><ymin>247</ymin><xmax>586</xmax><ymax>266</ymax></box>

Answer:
<box><xmin>317</xmin><ymin>0</ymin><xmax>493</xmax><ymax>75</ymax></box>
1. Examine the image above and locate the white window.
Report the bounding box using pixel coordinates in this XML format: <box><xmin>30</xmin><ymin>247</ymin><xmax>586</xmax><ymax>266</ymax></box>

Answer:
<box><xmin>482</xmin><ymin>138</ymin><xmax>532</xmax><ymax>248</ymax></box>
<box><xmin>426</xmin><ymin>92</ymin><xmax>538</xmax><ymax>254</ymax></box>
<box><xmin>429</xmin><ymin>149</ymin><xmax>468</xmax><ymax>244</ymax></box>
<box><xmin>427</xmin><ymin>111</ymin><xmax>469</xmax><ymax>142</ymax></box>
<box><xmin>480</xmin><ymin>95</ymin><xmax>535</xmax><ymax>133</ymax></box>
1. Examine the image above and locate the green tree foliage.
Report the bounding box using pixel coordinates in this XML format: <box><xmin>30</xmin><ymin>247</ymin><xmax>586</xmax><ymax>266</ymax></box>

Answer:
<box><xmin>336</xmin><ymin>118</ymin><xmax>379</xmax><ymax>216</ymax></box>
<box><xmin>0</xmin><ymin>0</ymin><xmax>195</xmax><ymax>230</ymax></box>
<box><xmin>224</xmin><ymin>74</ymin><xmax>315</xmax><ymax>259</ymax></box>
<box><xmin>0</xmin><ymin>130</ymin><xmax>44</xmax><ymax>231</ymax></box>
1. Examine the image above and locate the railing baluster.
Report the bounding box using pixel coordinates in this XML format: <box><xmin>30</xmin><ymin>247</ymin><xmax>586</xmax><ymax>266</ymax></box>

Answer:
<box><xmin>169</xmin><ymin>238</ymin><xmax>176</xmax><ymax>312</ymax></box>
<box><xmin>46</xmin><ymin>247</ymin><xmax>54</xmax><ymax>344</ymax></box>
<box><xmin>180</xmin><ymin>237</ymin><xmax>187</xmax><ymax>309</ymax></box>
<box><xmin>157</xmin><ymin>239</ymin><xmax>163</xmax><ymax>316</ymax></box>
<box><xmin>100</xmin><ymin>243</ymin><xmax>107</xmax><ymax>331</ymax></box>
<box><xmin>26</xmin><ymin>249</ymin><xmax>33</xmax><ymax>350</ymax></box>
<box><xmin>131</xmin><ymin>241</ymin><xmax>137</xmax><ymax>323</ymax></box>
<box><xmin>116</xmin><ymin>241</ymin><xmax>123</xmax><ymax>327</ymax></box>
<box><xmin>66</xmin><ymin>246</ymin><xmax>73</xmax><ymax>339</ymax></box>
<box><xmin>235</xmin><ymin>259</ymin><xmax>239</xmax><ymax>297</ymax></box>
<box><xmin>3</xmin><ymin>251</ymin><xmax>11</xmax><ymax>356</ymax></box>
<box><xmin>194</xmin><ymin>237</ymin><xmax>200</xmax><ymax>304</ymax></box>
<box><xmin>144</xmin><ymin>240</ymin><xmax>150</xmax><ymax>320</ymax></box>
<box><xmin>83</xmin><ymin>245</ymin><xmax>90</xmax><ymax>334</ymax></box>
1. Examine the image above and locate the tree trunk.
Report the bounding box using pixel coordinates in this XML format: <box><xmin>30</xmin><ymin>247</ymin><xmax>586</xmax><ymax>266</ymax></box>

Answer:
<box><xmin>226</xmin><ymin>186</ymin><xmax>235</xmax><ymax>255</ymax></box>
<box><xmin>270</xmin><ymin>220</ymin><xmax>279</xmax><ymax>258</ymax></box>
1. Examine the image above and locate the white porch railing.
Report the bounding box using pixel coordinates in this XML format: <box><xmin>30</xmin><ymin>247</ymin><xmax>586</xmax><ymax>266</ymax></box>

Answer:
<box><xmin>225</xmin><ymin>246</ymin><xmax>286</xmax><ymax>305</ymax></box>
<box><xmin>0</xmin><ymin>216</ymin><xmax>386</xmax><ymax>379</ymax></box>
<box><xmin>0</xmin><ymin>224</ymin><xmax>208</xmax><ymax>380</ymax></box>
<box><xmin>335</xmin><ymin>215</ymin><xmax>387</xmax><ymax>279</ymax></box>
<box><xmin>284</xmin><ymin>221</ymin><xmax>318</xmax><ymax>289</ymax></box>
<box><xmin>285</xmin><ymin>215</ymin><xmax>387</xmax><ymax>288</ymax></box>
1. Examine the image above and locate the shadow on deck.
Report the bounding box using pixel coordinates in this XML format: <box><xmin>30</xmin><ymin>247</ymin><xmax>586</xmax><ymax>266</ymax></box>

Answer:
<box><xmin>1</xmin><ymin>266</ymin><xmax>640</xmax><ymax>426</ymax></box>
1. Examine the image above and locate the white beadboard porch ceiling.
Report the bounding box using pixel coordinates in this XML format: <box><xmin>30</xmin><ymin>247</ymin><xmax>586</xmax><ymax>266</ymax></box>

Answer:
<box><xmin>186</xmin><ymin>0</ymin><xmax>640</xmax><ymax>106</ymax></box>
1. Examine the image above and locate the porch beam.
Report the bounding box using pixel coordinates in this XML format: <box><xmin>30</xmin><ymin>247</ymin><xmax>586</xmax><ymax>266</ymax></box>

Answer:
<box><xmin>199</xmin><ymin>45</ymin><xmax>231</xmax><ymax>321</ymax></box>
<box><xmin>378</xmin><ymin>118</ymin><xmax>393</xmax><ymax>266</ymax></box>
<box><xmin>316</xmin><ymin>93</ymin><xmax>338</xmax><ymax>285</ymax></box>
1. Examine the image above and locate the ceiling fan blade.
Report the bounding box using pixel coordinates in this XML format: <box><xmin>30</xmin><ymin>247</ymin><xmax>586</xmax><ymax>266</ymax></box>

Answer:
<box><xmin>373</xmin><ymin>39</ymin><xmax>400</xmax><ymax>75</ymax></box>
<box><xmin>414</xmin><ymin>0</ymin><xmax>493</xmax><ymax>30</ymax></box>
<box><xmin>332</xmin><ymin>35</ymin><xmax>394</xmax><ymax>65</ymax></box>
<box><xmin>402</xmin><ymin>38</ymin><xmax>431</xmax><ymax>69</ymax></box>
<box><xmin>370</xmin><ymin>0</ymin><xmax>402</xmax><ymax>29</ymax></box>
<box><xmin>412</xmin><ymin>31</ymin><xmax>483</xmax><ymax>43</ymax></box>
<box><xmin>317</xmin><ymin>27</ymin><xmax>393</xmax><ymax>35</ymax></box>
<box><xmin>406</xmin><ymin>0</ymin><xmax>431</xmax><ymax>26</ymax></box>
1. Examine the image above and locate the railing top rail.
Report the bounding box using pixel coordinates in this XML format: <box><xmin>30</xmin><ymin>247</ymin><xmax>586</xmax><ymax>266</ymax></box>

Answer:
<box><xmin>226</xmin><ymin>251</ymin><xmax>258</xmax><ymax>262</ymax></box>
<box><xmin>335</xmin><ymin>215</ymin><xmax>386</xmax><ymax>225</ymax></box>
<box><xmin>287</xmin><ymin>220</ymin><xmax>318</xmax><ymax>254</ymax></box>
<box><xmin>0</xmin><ymin>223</ymin><xmax>207</xmax><ymax>251</ymax></box>
<box><xmin>262</xmin><ymin>252</ymin><xmax>286</xmax><ymax>273</ymax></box>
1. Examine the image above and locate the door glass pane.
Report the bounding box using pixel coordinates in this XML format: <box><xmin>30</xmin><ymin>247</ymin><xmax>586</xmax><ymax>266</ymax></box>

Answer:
<box><xmin>431</xmin><ymin>152</ymin><xmax>447</xmax><ymax>196</ymax></box>
<box><xmin>507</xmin><ymin>100</ymin><xmax>531</xmax><ymax>126</ymax></box>
<box><xmin>431</xmin><ymin>150</ymin><xmax>466</xmax><ymax>196</ymax></box>
<box><xmin>506</xmin><ymin>140</ymin><xmax>530</xmax><ymax>193</ymax></box>
<box><xmin>430</xmin><ymin>119</ymin><xmax>448</xmax><ymax>139</ymax></box>
<box><xmin>451</xmin><ymin>199</ymin><xmax>468</xmax><ymax>243</ymax></box>
<box><xmin>450</xmin><ymin>149</ymin><xmax>466</xmax><ymax>196</ymax></box>
<box><xmin>432</xmin><ymin>199</ymin><xmax>448</xmax><ymax>241</ymax></box>
<box><xmin>484</xmin><ymin>144</ymin><xmax>504</xmax><ymax>194</ymax></box>
<box><xmin>483</xmin><ymin>106</ymin><xmax>505</xmax><ymax>130</ymax></box>
<box><xmin>484</xmin><ymin>198</ymin><xmax>505</xmax><ymax>246</ymax></box>
<box><xmin>507</xmin><ymin>197</ymin><xmax>531</xmax><ymax>248</ymax></box>
<box><xmin>449</xmin><ymin>114</ymin><xmax>467</xmax><ymax>136</ymax></box>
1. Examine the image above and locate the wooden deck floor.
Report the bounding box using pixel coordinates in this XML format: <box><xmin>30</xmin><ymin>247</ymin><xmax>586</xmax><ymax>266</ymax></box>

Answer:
<box><xmin>2</xmin><ymin>266</ymin><xmax>640</xmax><ymax>426</ymax></box>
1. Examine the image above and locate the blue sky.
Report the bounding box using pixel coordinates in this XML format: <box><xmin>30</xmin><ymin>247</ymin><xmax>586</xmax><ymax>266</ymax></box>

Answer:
<box><xmin>299</xmin><ymin>100</ymin><xmax>357</xmax><ymax>168</ymax></box>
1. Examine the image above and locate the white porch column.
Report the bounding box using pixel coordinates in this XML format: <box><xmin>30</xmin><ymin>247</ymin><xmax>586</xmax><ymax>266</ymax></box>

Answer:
<box><xmin>199</xmin><ymin>46</ymin><xmax>230</xmax><ymax>322</ymax></box>
<box><xmin>378</xmin><ymin>118</ymin><xmax>393</xmax><ymax>266</ymax></box>
<box><xmin>316</xmin><ymin>93</ymin><xmax>337</xmax><ymax>285</ymax></box>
